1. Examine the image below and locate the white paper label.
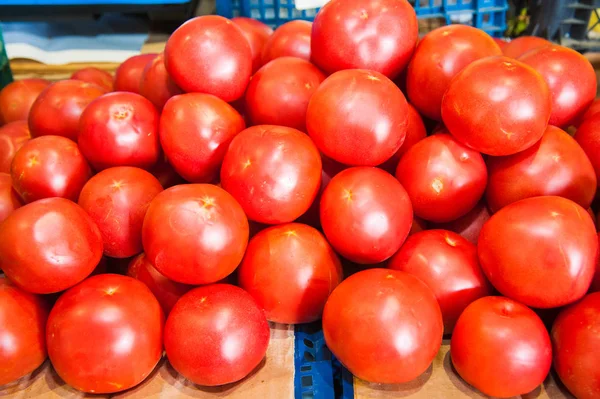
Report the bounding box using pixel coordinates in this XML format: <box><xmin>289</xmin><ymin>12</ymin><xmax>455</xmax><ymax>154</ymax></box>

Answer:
<box><xmin>295</xmin><ymin>0</ymin><xmax>330</xmax><ymax>10</ymax></box>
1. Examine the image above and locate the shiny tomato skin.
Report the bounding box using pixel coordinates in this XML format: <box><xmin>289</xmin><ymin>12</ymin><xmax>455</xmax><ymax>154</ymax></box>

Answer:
<box><xmin>321</xmin><ymin>167</ymin><xmax>413</xmax><ymax>264</ymax></box>
<box><xmin>160</xmin><ymin>93</ymin><xmax>245</xmax><ymax>183</ymax></box>
<box><xmin>503</xmin><ymin>36</ymin><xmax>551</xmax><ymax>58</ymax></box>
<box><xmin>323</xmin><ymin>268</ymin><xmax>443</xmax><ymax>383</ymax></box>
<box><xmin>78</xmin><ymin>92</ymin><xmax>160</xmax><ymax>171</ymax></box>
<box><xmin>78</xmin><ymin>167</ymin><xmax>163</xmax><ymax>258</ymax></box>
<box><xmin>232</xmin><ymin>17</ymin><xmax>273</xmax><ymax>73</ymax></box>
<box><xmin>142</xmin><ymin>184</ymin><xmax>249</xmax><ymax>285</ymax></box>
<box><xmin>165</xmin><ymin>16</ymin><xmax>252</xmax><ymax>102</ymax></box>
<box><xmin>0</xmin><ymin>79</ymin><xmax>49</xmax><ymax>124</ymax></box>
<box><xmin>441</xmin><ymin>56</ymin><xmax>551</xmax><ymax>156</ymax></box>
<box><xmin>220</xmin><ymin>125</ymin><xmax>321</xmax><ymax>224</ymax></box>
<box><xmin>0</xmin><ymin>120</ymin><xmax>31</xmax><ymax>173</ymax></box>
<box><xmin>164</xmin><ymin>284</ymin><xmax>270</xmax><ymax>386</ymax></box>
<box><xmin>307</xmin><ymin>69</ymin><xmax>408</xmax><ymax>166</ymax></box>
<box><xmin>388</xmin><ymin>230</ymin><xmax>492</xmax><ymax>333</ymax></box>
<box><xmin>28</xmin><ymin>80</ymin><xmax>106</xmax><ymax>142</ymax></box>
<box><xmin>433</xmin><ymin>201</ymin><xmax>490</xmax><ymax>244</ymax></box>
<box><xmin>478</xmin><ymin>196</ymin><xmax>598</xmax><ymax>308</ymax></box>
<box><xmin>71</xmin><ymin>67</ymin><xmax>113</xmax><ymax>92</ymax></box>
<box><xmin>261</xmin><ymin>20</ymin><xmax>311</xmax><ymax>64</ymax></box>
<box><xmin>238</xmin><ymin>223</ymin><xmax>342</xmax><ymax>324</ymax></box>
<box><xmin>486</xmin><ymin>125</ymin><xmax>597</xmax><ymax>212</ymax></box>
<box><xmin>581</xmin><ymin>98</ymin><xmax>600</xmax><ymax>123</ymax></box>
<box><xmin>113</xmin><ymin>53</ymin><xmax>157</xmax><ymax>94</ymax></box>
<box><xmin>406</xmin><ymin>25</ymin><xmax>501</xmax><ymax>121</ymax></box>
<box><xmin>395</xmin><ymin>133</ymin><xmax>487</xmax><ymax>223</ymax></box>
<box><xmin>139</xmin><ymin>53</ymin><xmax>183</xmax><ymax>111</ymax></box>
<box><xmin>451</xmin><ymin>296</ymin><xmax>552</xmax><ymax>398</ymax></box>
<box><xmin>245</xmin><ymin>57</ymin><xmax>325</xmax><ymax>131</ymax></box>
<box><xmin>575</xmin><ymin>113</ymin><xmax>600</xmax><ymax>181</ymax></box>
<box><xmin>0</xmin><ymin>173</ymin><xmax>22</xmax><ymax>223</ymax></box>
<box><xmin>0</xmin><ymin>198</ymin><xmax>103</xmax><ymax>294</ymax></box>
<box><xmin>47</xmin><ymin>274</ymin><xmax>164</xmax><ymax>393</ymax></box>
<box><xmin>11</xmin><ymin>135</ymin><xmax>92</xmax><ymax>203</ymax></box>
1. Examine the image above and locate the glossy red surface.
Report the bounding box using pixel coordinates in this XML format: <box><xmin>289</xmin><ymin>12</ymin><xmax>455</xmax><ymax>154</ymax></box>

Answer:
<box><xmin>575</xmin><ymin>113</ymin><xmax>600</xmax><ymax>182</ymax></box>
<box><xmin>502</xmin><ymin>36</ymin><xmax>551</xmax><ymax>58</ymax></box>
<box><xmin>113</xmin><ymin>53</ymin><xmax>157</xmax><ymax>94</ymax></box>
<box><xmin>261</xmin><ymin>20</ymin><xmax>312</xmax><ymax>64</ymax></box>
<box><xmin>0</xmin><ymin>120</ymin><xmax>31</xmax><ymax>173</ymax></box>
<box><xmin>71</xmin><ymin>67</ymin><xmax>113</xmax><ymax>92</ymax></box>
<box><xmin>0</xmin><ymin>79</ymin><xmax>50</xmax><ymax>124</ymax></box>
<box><xmin>139</xmin><ymin>53</ymin><xmax>183</xmax><ymax>111</ymax></box>
<box><xmin>0</xmin><ymin>172</ymin><xmax>22</xmax><ymax>223</ymax></box>
<box><xmin>232</xmin><ymin>17</ymin><xmax>273</xmax><ymax>73</ymax></box>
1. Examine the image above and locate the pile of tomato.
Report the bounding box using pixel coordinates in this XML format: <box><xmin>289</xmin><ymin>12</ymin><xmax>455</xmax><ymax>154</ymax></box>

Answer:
<box><xmin>1</xmin><ymin>0</ymin><xmax>599</xmax><ymax>397</ymax></box>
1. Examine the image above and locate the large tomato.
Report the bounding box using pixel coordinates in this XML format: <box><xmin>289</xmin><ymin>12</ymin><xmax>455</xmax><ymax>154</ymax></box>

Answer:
<box><xmin>575</xmin><ymin>113</ymin><xmax>600</xmax><ymax>181</ymax></box>
<box><xmin>323</xmin><ymin>268</ymin><xmax>442</xmax><ymax>383</ymax></box>
<box><xmin>0</xmin><ymin>79</ymin><xmax>49</xmax><ymax>124</ymax></box>
<box><xmin>433</xmin><ymin>201</ymin><xmax>490</xmax><ymax>244</ymax></box>
<box><xmin>11</xmin><ymin>135</ymin><xmax>92</xmax><ymax>203</ymax></box>
<box><xmin>220</xmin><ymin>125</ymin><xmax>321</xmax><ymax>224</ymax></box>
<box><xmin>311</xmin><ymin>0</ymin><xmax>418</xmax><ymax>79</ymax></box>
<box><xmin>321</xmin><ymin>167</ymin><xmax>413</xmax><ymax>263</ymax></box>
<box><xmin>142</xmin><ymin>184</ymin><xmax>248</xmax><ymax>284</ymax></box>
<box><xmin>478</xmin><ymin>196</ymin><xmax>597</xmax><ymax>308</ymax></box>
<box><xmin>0</xmin><ymin>172</ymin><xmax>22</xmax><ymax>223</ymax></box>
<box><xmin>71</xmin><ymin>67</ymin><xmax>113</xmax><ymax>92</ymax></box>
<box><xmin>139</xmin><ymin>52</ymin><xmax>183</xmax><ymax>111</ymax></box>
<box><xmin>388</xmin><ymin>230</ymin><xmax>492</xmax><ymax>333</ymax></box>
<box><xmin>0</xmin><ymin>198</ymin><xmax>103</xmax><ymax>294</ymax></box>
<box><xmin>165</xmin><ymin>16</ymin><xmax>252</xmax><ymax>102</ymax></box>
<box><xmin>451</xmin><ymin>296</ymin><xmax>552</xmax><ymax>397</ymax></box>
<box><xmin>406</xmin><ymin>25</ymin><xmax>501</xmax><ymax>121</ymax></box>
<box><xmin>232</xmin><ymin>17</ymin><xmax>273</xmax><ymax>73</ymax></box>
<box><xmin>441</xmin><ymin>56</ymin><xmax>551</xmax><ymax>156</ymax></box>
<box><xmin>307</xmin><ymin>69</ymin><xmax>408</xmax><ymax>166</ymax></box>
<box><xmin>261</xmin><ymin>20</ymin><xmax>311</xmax><ymax>64</ymax></box>
<box><xmin>78</xmin><ymin>167</ymin><xmax>163</xmax><ymax>258</ymax></box>
<box><xmin>113</xmin><ymin>53</ymin><xmax>157</xmax><ymax>94</ymax></box>
<box><xmin>396</xmin><ymin>133</ymin><xmax>487</xmax><ymax>223</ymax></box>
<box><xmin>47</xmin><ymin>274</ymin><xmax>163</xmax><ymax>393</ymax></box>
<box><xmin>0</xmin><ymin>120</ymin><xmax>30</xmax><ymax>173</ymax></box>
<box><xmin>486</xmin><ymin>125</ymin><xmax>597</xmax><ymax>212</ymax></box>
<box><xmin>164</xmin><ymin>284</ymin><xmax>270</xmax><ymax>386</ymax></box>
<box><xmin>245</xmin><ymin>57</ymin><xmax>325</xmax><ymax>131</ymax></box>
<box><xmin>502</xmin><ymin>36</ymin><xmax>551</xmax><ymax>58</ymax></box>
<box><xmin>238</xmin><ymin>223</ymin><xmax>342</xmax><ymax>324</ymax></box>
<box><xmin>160</xmin><ymin>93</ymin><xmax>245</xmax><ymax>183</ymax></box>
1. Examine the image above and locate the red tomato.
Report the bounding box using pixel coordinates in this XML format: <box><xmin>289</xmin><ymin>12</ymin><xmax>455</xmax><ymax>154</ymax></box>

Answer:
<box><xmin>307</xmin><ymin>69</ymin><xmax>408</xmax><ymax>166</ymax></box>
<box><xmin>78</xmin><ymin>167</ymin><xmax>163</xmax><ymax>258</ymax></box>
<box><xmin>261</xmin><ymin>20</ymin><xmax>311</xmax><ymax>64</ymax></box>
<box><xmin>245</xmin><ymin>57</ymin><xmax>325</xmax><ymax>131</ymax></box>
<box><xmin>139</xmin><ymin>52</ymin><xmax>183</xmax><ymax>111</ymax></box>
<box><xmin>47</xmin><ymin>274</ymin><xmax>163</xmax><ymax>393</ymax></box>
<box><xmin>323</xmin><ymin>268</ymin><xmax>442</xmax><ymax>383</ymax></box>
<box><xmin>388</xmin><ymin>230</ymin><xmax>492</xmax><ymax>333</ymax></box>
<box><xmin>148</xmin><ymin>154</ymin><xmax>185</xmax><ymax>188</ymax></box>
<box><xmin>478</xmin><ymin>196</ymin><xmax>598</xmax><ymax>308</ymax></box>
<box><xmin>433</xmin><ymin>201</ymin><xmax>490</xmax><ymax>244</ymax></box>
<box><xmin>0</xmin><ymin>278</ymin><xmax>49</xmax><ymax>386</ymax></box>
<box><xmin>11</xmin><ymin>135</ymin><xmax>92</xmax><ymax>203</ymax></box>
<box><xmin>451</xmin><ymin>296</ymin><xmax>552</xmax><ymax>397</ymax></box>
<box><xmin>71</xmin><ymin>67</ymin><xmax>113</xmax><ymax>92</ymax></box>
<box><xmin>492</xmin><ymin>37</ymin><xmax>509</xmax><ymax>50</ymax></box>
<box><xmin>502</xmin><ymin>36</ymin><xmax>551</xmax><ymax>58</ymax></box>
<box><xmin>232</xmin><ymin>17</ymin><xmax>273</xmax><ymax>73</ymax></box>
<box><xmin>486</xmin><ymin>125</ymin><xmax>597</xmax><ymax>212</ymax></box>
<box><xmin>0</xmin><ymin>120</ymin><xmax>31</xmax><ymax>173</ymax></box>
<box><xmin>0</xmin><ymin>198</ymin><xmax>103</xmax><ymax>294</ymax></box>
<box><xmin>0</xmin><ymin>172</ymin><xmax>22</xmax><ymax>223</ymax></box>
<box><xmin>575</xmin><ymin>113</ymin><xmax>600</xmax><ymax>181</ymax></box>
<box><xmin>220</xmin><ymin>125</ymin><xmax>321</xmax><ymax>224</ymax></box>
<box><xmin>441</xmin><ymin>56</ymin><xmax>551</xmax><ymax>156</ymax></box>
<box><xmin>0</xmin><ymin>79</ymin><xmax>49</xmax><ymax>124</ymax></box>
<box><xmin>165</xmin><ymin>16</ymin><xmax>252</xmax><ymax>102</ymax></box>
<box><xmin>78</xmin><ymin>92</ymin><xmax>160</xmax><ymax>171</ymax></box>
<box><xmin>160</xmin><ymin>93</ymin><xmax>245</xmax><ymax>183</ymax></box>
<box><xmin>321</xmin><ymin>167</ymin><xmax>413</xmax><ymax>263</ymax></box>
<box><xmin>164</xmin><ymin>284</ymin><xmax>270</xmax><ymax>386</ymax></box>
<box><xmin>142</xmin><ymin>184</ymin><xmax>249</xmax><ymax>285</ymax></box>
<box><xmin>409</xmin><ymin>216</ymin><xmax>427</xmax><ymax>235</ymax></box>
<box><xmin>113</xmin><ymin>53</ymin><xmax>157</xmax><ymax>94</ymax></box>
<box><xmin>396</xmin><ymin>133</ymin><xmax>487</xmax><ymax>223</ymax></box>
<box><xmin>406</xmin><ymin>25</ymin><xmax>501</xmax><ymax>121</ymax></box>
<box><xmin>581</xmin><ymin>98</ymin><xmax>600</xmax><ymax>123</ymax></box>
<box><xmin>28</xmin><ymin>80</ymin><xmax>106</xmax><ymax>142</ymax></box>
<box><xmin>238</xmin><ymin>223</ymin><xmax>342</xmax><ymax>324</ymax></box>
<box><xmin>311</xmin><ymin>0</ymin><xmax>418</xmax><ymax>79</ymax></box>
<box><xmin>594</xmin><ymin>233</ymin><xmax>600</xmax><ymax>292</ymax></box>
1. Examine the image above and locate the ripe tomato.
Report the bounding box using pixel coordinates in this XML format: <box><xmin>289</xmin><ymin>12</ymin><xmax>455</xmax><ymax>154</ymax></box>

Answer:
<box><xmin>441</xmin><ymin>56</ymin><xmax>551</xmax><ymax>156</ymax></box>
<box><xmin>139</xmin><ymin>53</ymin><xmax>183</xmax><ymax>111</ymax></box>
<box><xmin>164</xmin><ymin>284</ymin><xmax>270</xmax><ymax>386</ymax></box>
<box><xmin>232</xmin><ymin>17</ymin><xmax>273</xmax><ymax>73</ymax></box>
<box><xmin>388</xmin><ymin>230</ymin><xmax>492</xmax><ymax>333</ymax></box>
<box><xmin>47</xmin><ymin>274</ymin><xmax>163</xmax><ymax>393</ymax></box>
<box><xmin>409</xmin><ymin>216</ymin><xmax>427</xmax><ymax>235</ymax></box>
<box><xmin>0</xmin><ymin>278</ymin><xmax>49</xmax><ymax>386</ymax></box>
<box><xmin>261</xmin><ymin>20</ymin><xmax>312</xmax><ymax>64</ymax></box>
<box><xmin>11</xmin><ymin>135</ymin><xmax>92</xmax><ymax>203</ymax></box>
<box><xmin>142</xmin><ymin>184</ymin><xmax>248</xmax><ymax>284</ymax></box>
<box><xmin>165</xmin><ymin>16</ymin><xmax>252</xmax><ymax>102</ymax></box>
<box><xmin>493</xmin><ymin>37</ymin><xmax>509</xmax><ymax>50</ymax></box>
<box><xmin>487</xmin><ymin>125</ymin><xmax>597</xmax><ymax>212</ymax></box>
<box><xmin>160</xmin><ymin>93</ymin><xmax>245</xmax><ymax>183</ymax></box>
<box><xmin>245</xmin><ymin>57</ymin><xmax>325</xmax><ymax>131</ymax></box>
<box><xmin>406</xmin><ymin>25</ymin><xmax>501</xmax><ymax>121</ymax></box>
<box><xmin>238</xmin><ymin>223</ymin><xmax>342</xmax><ymax>324</ymax></box>
<box><xmin>149</xmin><ymin>154</ymin><xmax>185</xmax><ymax>188</ymax></box>
<box><xmin>78</xmin><ymin>92</ymin><xmax>160</xmax><ymax>171</ymax></box>
<box><xmin>575</xmin><ymin>113</ymin><xmax>600</xmax><ymax>181</ymax></box>
<box><xmin>78</xmin><ymin>167</ymin><xmax>163</xmax><ymax>258</ymax></box>
<box><xmin>0</xmin><ymin>120</ymin><xmax>30</xmax><ymax>173</ymax></box>
<box><xmin>0</xmin><ymin>198</ymin><xmax>103</xmax><ymax>294</ymax></box>
<box><xmin>113</xmin><ymin>53</ymin><xmax>157</xmax><ymax>94</ymax></box>
<box><xmin>28</xmin><ymin>80</ymin><xmax>106</xmax><ymax>142</ymax></box>
<box><xmin>478</xmin><ymin>196</ymin><xmax>597</xmax><ymax>308</ymax></box>
<box><xmin>71</xmin><ymin>67</ymin><xmax>113</xmax><ymax>92</ymax></box>
<box><xmin>451</xmin><ymin>296</ymin><xmax>552</xmax><ymax>397</ymax></box>
<box><xmin>581</xmin><ymin>98</ymin><xmax>600</xmax><ymax>123</ymax></box>
<box><xmin>323</xmin><ymin>268</ymin><xmax>443</xmax><ymax>383</ymax></box>
<box><xmin>220</xmin><ymin>125</ymin><xmax>321</xmax><ymax>224</ymax></box>
<box><xmin>0</xmin><ymin>172</ymin><xmax>22</xmax><ymax>223</ymax></box>
<box><xmin>502</xmin><ymin>36</ymin><xmax>551</xmax><ymax>58</ymax></box>
<box><xmin>307</xmin><ymin>69</ymin><xmax>408</xmax><ymax>166</ymax></box>
<box><xmin>433</xmin><ymin>201</ymin><xmax>490</xmax><ymax>244</ymax></box>
<box><xmin>594</xmin><ymin>233</ymin><xmax>600</xmax><ymax>292</ymax></box>
<box><xmin>0</xmin><ymin>79</ymin><xmax>49</xmax><ymax>124</ymax></box>
<box><xmin>321</xmin><ymin>167</ymin><xmax>413</xmax><ymax>263</ymax></box>
<box><xmin>396</xmin><ymin>133</ymin><xmax>487</xmax><ymax>223</ymax></box>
